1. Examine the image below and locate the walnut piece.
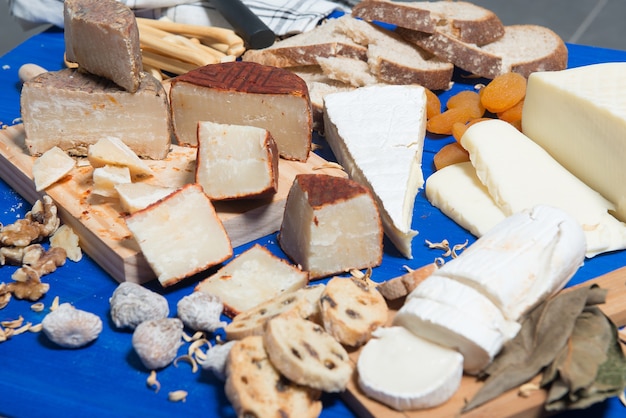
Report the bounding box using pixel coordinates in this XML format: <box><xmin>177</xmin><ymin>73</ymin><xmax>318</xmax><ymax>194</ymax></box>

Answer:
<box><xmin>0</xmin><ymin>283</ymin><xmax>11</xmax><ymax>309</ymax></box>
<box><xmin>6</xmin><ymin>277</ymin><xmax>50</xmax><ymax>301</ymax></box>
<box><xmin>26</xmin><ymin>195</ymin><xmax>60</xmax><ymax>238</ymax></box>
<box><xmin>109</xmin><ymin>282</ymin><xmax>169</xmax><ymax>330</ymax></box>
<box><xmin>132</xmin><ymin>318</ymin><xmax>183</xmax><ymax>370</ymax></box>
<box><xmin>177</xmin><ymin>292</ymin><xmax>226</xmax><ymax>333</ymax></box>
<box><xmin>12</xmin><ymin>247</ymin><xmax>66</xmax><ymax>282</ymax></box>
<box><xmin>0</xmin><ymin>219</ymin><xmax>41</xmax><ymax>247</ymax></box>
<box><xmin>42</xmin><ymin>303</ymin><xmax>103</xmax><ymax>348</ymax></box>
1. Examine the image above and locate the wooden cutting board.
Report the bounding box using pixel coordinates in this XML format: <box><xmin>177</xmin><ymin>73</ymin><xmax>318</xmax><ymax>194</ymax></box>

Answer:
<box><xmin>342</xmin><ymin>266</ymin><xmax>626</xmax><ymax>418</ymax></box>
<box><xmin>0</xmin><ymin>124</ymin><xmax>345</xmax><ymax>284</ymax></box>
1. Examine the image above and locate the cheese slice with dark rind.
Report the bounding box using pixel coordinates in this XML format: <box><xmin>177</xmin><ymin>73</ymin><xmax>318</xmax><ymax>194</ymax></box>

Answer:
<box><xmin>64</xmin><ymin>0</ymin><xmax>143</xmax><ymax>92</ymax></box>
<box><xmin>170</xmin><ymin>61</ymin><xmax>312</xmax><ymax>161</ymax></box>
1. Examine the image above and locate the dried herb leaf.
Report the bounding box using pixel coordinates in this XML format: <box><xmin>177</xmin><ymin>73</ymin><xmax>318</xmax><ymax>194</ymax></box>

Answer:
<box><xmin>463</xmin><ymin>285</ymin><xmax>607</xmax><ymax>412</ymax></box>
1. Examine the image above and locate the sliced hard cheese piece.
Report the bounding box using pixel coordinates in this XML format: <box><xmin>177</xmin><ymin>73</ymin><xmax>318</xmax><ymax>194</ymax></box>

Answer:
<box><xmin>394</xmin><ymin>296</ymin><xmax>502</xmax><ymax>374</ymax></box>
<box><xmin>323</xmin><ymin>84</ymin><xmax>427</xmax><ymax>258</ymax></box>
<box><xmin>114</xmin><ymin>183</ymin><xmax>175</xmax><ymax>214</ymax></box>
<box><xmin>279</xmin><ymin>174</ymin><xmax>383</xmax><ymax>279</ymax></box>
<box><xmin>64</xmin><ymin>0</ymin><xmax>143</xmax><ymax>92</ymax></box>
<box><xmin>435</xmin><ymin>205</ymin><xmax>586</xmax><ymax>321</ymax></box>
<box><xmin>170</xmin><ymin>61</ymin><xmax>312</xmax><ymax>161</ymax></box>
<box><xmin>196</xmin><ymin>121</ymin><xmax>278</xmax><ymax>200</ymax></box>
<box><xmin>21</xmin><ymin>68</ymin><xmax>171</xmax><ymax>159</ymax></box>
<box><xmin>91</xmin><ymin>165</ymin><xmax>131</xmax><ymax>198</ymax></box>
<box><xmin>195</xmin><ymin>244</ymin><xmax>309</xmax><ymax>317</ymax></box>
<box><xmin>461</xmin><ymin>119</ymin><xmax>626</xmax><ymax>257</ymax></box>
<box><xmin>523</xmin><ymin>63</ymin><xmax>626</xmax><ymax>222</ymax></box>
<box><xmin>408</xmin><ymin>275</ymin><xmax>520</xmax><ymax>341</ymax></box>
<box><xmin>88</xmin><ymin>137</ymin><xmax>154</xmax><ymax>177</ymax></box>
<box><xmin>357</xmin><ymin>326</ymin><xmax>463</xmax><ymax>411</ymax></box>
<box><xmin>125</xmin><ymin>184</ymin><xmax>232</xmax><ymax>287</ymax></box>
<box><xmin>32</xmin><ymin>146</ymin><xmax>76</xmax><ymax>191</ymax></box>
<box><xmin>425</xmin><ymin>161</ymin><xmax>506</xmax><ymax>237</ymax></box>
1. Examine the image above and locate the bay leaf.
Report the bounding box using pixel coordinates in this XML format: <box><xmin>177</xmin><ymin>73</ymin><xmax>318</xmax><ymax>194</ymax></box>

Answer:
<box><xmin>463</xmin><ymin>285</ymin><xmax>607</xmax><ymax>412</ymax></box>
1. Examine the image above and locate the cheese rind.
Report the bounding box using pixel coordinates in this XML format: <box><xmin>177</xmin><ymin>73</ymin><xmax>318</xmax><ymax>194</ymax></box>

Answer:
<box><xmin>461</xmin><ymin>119</ymin><xmax>626</xmax><ymax>257</ymax></box>
<box><xmin>21</xmin><ymin>68</ymin><xmax>172</xmax><ymax>159</ymax></box>
<box><xmin>323</xmin><ymin>84</ymin><xmax>427</xmax><ymax>258</ymax></box>
<box><xmin>523</xmin><ymin>63</ymin><xmax>626</xmax><ymax>223</ymax></box>
<box><xmin>170</xmin><ymin>62</ymin><xmax>312</xmax><ymax>161</ymax></box>
<box><xmin>357</xmin><ymin>326</ymin><xmax>463</xmax><ymax>411</ymax></box>
<box><xmin>125</xmin><ymin>184</ymin><xmax>232</xmax><ymax>286</ymax></box>
<box><xmin>64</xmin><ymin>0</ymin><xmax>143</xmax><ymax>92</ymax></box>
<box><xmin>196</xmin><ymin>121</ymin><xmax>279</xmax><ymax>200</ymax></box>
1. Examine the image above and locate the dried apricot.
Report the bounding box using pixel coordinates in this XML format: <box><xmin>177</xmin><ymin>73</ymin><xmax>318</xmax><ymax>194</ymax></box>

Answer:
<box><xmin>427</xmin><ymin>108</ymin><xmax>474</xmax><ymax>135</ymax></box>
<box><xmin>480</xmin><ymin>72</ymin><xmax>527</xmax><ymax>113</ymax></box>
<box><xmin>424</xmin><ymin>88</ymin><xmax>441</xmax><ymax>119</ymax></box>
<box><xmin>433</xmin><ymin>142</ymin><xmax>470</xmax><ymax>171</ymax></box>
<box><xmin>497</xmin><ymin>99</ymin><xmax>524</xmax><ymax>124</ymax></box>
<box><xmin>446</xmin><ymin>90</ymin><xmax>485</xmax><ymax>119</ymax></box>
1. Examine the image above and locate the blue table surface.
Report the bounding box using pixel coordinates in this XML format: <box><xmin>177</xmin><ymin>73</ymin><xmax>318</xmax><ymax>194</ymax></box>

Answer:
<box><xmin>1</xmin><ymin>27</ymin><xmax>626</xmax><ymax>418</ymax></box>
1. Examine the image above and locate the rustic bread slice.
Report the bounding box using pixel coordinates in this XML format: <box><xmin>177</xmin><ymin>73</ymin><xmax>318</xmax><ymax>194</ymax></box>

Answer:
<box><xmin>225</xmin><ymin>336</ymin><xmax>322</xmax><ymax>418</ymax></box>
<box><xmin>398</xmin><ymin>24</ymin><xmax>567</xmax><ymax>79</ymax></box>
<box><xmin>242</xmin><ymin>18</ymin><xmax>367</xmax><ymax>67</ymax></box>
<box><xmin>353</xmin><ymin>0</ymin><xmax>504</xmax><ymax>46</ymax></box>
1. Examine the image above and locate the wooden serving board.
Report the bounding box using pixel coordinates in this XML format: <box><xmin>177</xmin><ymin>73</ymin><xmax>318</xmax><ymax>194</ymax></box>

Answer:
<box><xmin>0</xmin><ymin>124</ymin><xmax>345</xmax><ymax>284</ymax></box>
<box><xmin>342</xmin><ymin>266</ymin><xmax>626</xmax><ymax>418</ymax></box>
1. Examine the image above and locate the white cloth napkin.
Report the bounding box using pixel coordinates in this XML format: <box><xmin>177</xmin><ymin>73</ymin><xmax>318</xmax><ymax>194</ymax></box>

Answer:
<box><xmin>9</xmin><ymin>0</ymin><xmax>353</xmax><ymax>36</ymax></box>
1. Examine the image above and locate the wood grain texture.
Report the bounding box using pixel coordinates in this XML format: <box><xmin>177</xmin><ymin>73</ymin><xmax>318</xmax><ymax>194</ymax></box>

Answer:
<box><xmin>0</xmin><ymin>124</ymin><xmax>345</xmax><ymax>283</ymax></box>
<box><xmin>343</xmin><ymin>266</ymin><xmax>626</xmax><ymax>418</ymax></box>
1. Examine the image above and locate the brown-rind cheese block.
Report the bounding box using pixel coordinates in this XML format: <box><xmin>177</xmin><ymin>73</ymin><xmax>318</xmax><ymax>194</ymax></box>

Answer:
<box><xmin>279</xmin><ymin>174</ymin><xmax>383</xmax><ymax>279</ymax></box>
<box><xmin>125</xmin><ymin>184</ymin><xmax>233</xmax><ymax>287</ymax></box>
<box><xmin>195</xmin><ymin>121</ymin><xmax>279</xmax><ymax>200</ymax></box>
<box><xmin>21</xmin><ymin>68</ymin><xmax>172</xmax><ymax>159</ymax></box>
<box><xmin>64</xmin><ymin>0</ymin><xmax>143</xmax><ymax>93</ymax></box>
<box><xmin>169</xmin><ymin>61</ymin><xmax>312</xmax><ymax>161</ymax></box>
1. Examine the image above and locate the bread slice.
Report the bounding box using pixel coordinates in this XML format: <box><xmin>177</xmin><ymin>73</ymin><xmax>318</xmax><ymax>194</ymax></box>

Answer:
<box><xmin>242</xmin><ymin>18</ymin><xmax>367</xmax><ymax>67</ymax></box>
<box><xmin>398</xmin><ymin>24</ymin><xmax>567</xmax><ymax>79</ymax></box>
<box><xmin>225</xmin><ymin>336</ymin><xmax>322</xmax><ymax>418</ymax></box>
<box><xmin>195</xmin><ymin>244</ymin><xmax>309</xmax><ymax>318</ymax></box>
<box><xmin>353</xmin><ymin>0</ymin><xmax>504</xmax><ymax>46</ymax></box>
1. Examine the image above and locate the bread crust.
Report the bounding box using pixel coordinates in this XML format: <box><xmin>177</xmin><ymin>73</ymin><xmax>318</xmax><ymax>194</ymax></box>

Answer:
<box><xmin>352</xmin><ymin>0</ymin><xmax>436</xmax><ymax>33</ymax></box>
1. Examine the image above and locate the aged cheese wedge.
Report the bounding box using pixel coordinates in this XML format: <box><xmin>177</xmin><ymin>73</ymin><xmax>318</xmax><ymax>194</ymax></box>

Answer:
<box><xmin>88</xmin><ymin>136</ymin><xmax>154</xmax><ymax>177</ymax></box>
<box><xmin>64</xmin><ymin>0</ymin><xmax>143</xmax><ymax>92</ymax></box>
<box><xmin>21</xmin><ymin>68</ymin><xmax>171</xmax><ymax>159</ymax></box>
<box><xmin>435</xmin><ymin>205</ymin><xmax>586</xmax><ymax>321</ymax></box>
<box><xmin>523</xmin><ymin>62</ymin><xmax>626</xmax><ymax>223</ymax></box>
<box><xmin>114</xmin><ymin>183</ymin><xmax>175</xmax><ymax>214</ymax></box>
<box><xmin>279</xmin><ymin>173</ymin><xmax>383</xmax><ymax>279</ymax></box>
<box><xmin>91</xmin><ymin>165</ymin><xmax>131</xmax><ymax>198</ymax></box>
<box><xmin>323</xmin><ymin>84</ymin><xmax>427</xmax><ymax>258</ymax></box>
<box><xmin>170</xmin><ymin>61</ymin><xmax>312</xmax><ymax>161</ymax></box>
<box><xmin>125</xmin><ymin>184</ymin><xmax>232</xmax><ymax>287</ymax></box>
<box><xmin>196</xmin><ymin>121</ymin><xmax>279</xmax><ymax>200</ymax></box>
<box><xmin>195</xmin><ymin>244</ymin><xmax>309</xmax><ymax>317</ymax></box>
<box><xmin>32</xmin><ymin>146</ymin><xmax>76</xmax><ymax>191</ymax></box>
<box><xmin>461</xmin><ymin>119</ymin><xmax>626</xmax><ymax>257</ymax></box>
<box><xmin>357</xmin><ymin>326</ymin><xmax>463</xmax><ymax>411</ymax></box>
<box><xmin>425</xmin><ymin>161</ymin><xmax>506</xmax><ymax>237</ymax></box>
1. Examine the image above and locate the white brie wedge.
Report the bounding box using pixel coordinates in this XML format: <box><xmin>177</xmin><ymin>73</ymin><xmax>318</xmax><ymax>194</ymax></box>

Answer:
<box><xmin>323</xmin><ymin>85</ymin><xmax>427</xmax><ymax>258</ymax></box>
<box><xmin>357</xmin><ymin>326</ymin><xmax>463</xmax><ymax>411</ymax></box>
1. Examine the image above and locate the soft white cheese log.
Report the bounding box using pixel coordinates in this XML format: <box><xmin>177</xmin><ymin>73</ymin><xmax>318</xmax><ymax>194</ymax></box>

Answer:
<box><xmin>523</xmin><ymin>63</ymin><xmax>626</xmax><ymax>222</ymax></box>
<box><xmin>357</xmin><ymin>326</ymin><xmax>463</xmax><ymax>411</ymax></box>
<box><xmin>435</xmin><ymin>205</ymin><xmax>586</xmax><ymax>321</ymax></box>
<box><xmin>425</xmin><ymin>161</ymin><xmax>506</xmax><ymax>237</ymax></box>
<box><xmin>170</xmin><ymin>61</ymin><xmax>312</xmax><ymax>161</ymax></box>
<box><xmin>323</xmin><ymin>85</ymin><xmax>427</xmax><ymax>258</ymax></box>
<box><xmin>196</xmin><ymin>121</ymin><xmax>279</xmax><ymax>200</ymax></box>
<box><xmin>125</xmin><ymin>184</ymin><xmax>233</xmax><ymax>287</ymax></box>
<box><xmin>408</xmin><ymin>275</ymin><xmax>520</xmax><ymax>341</ymax></box>
<box><xmin>21</xmin><ymin>68</ymin><xmax>172</xmax><ymax>160</ymax></box>
<box><xmin>394</xmin><ymin>297</ymin><xmax>503</xmax><ymax>374</ymax></box>
<box><xmin>64</xmin><ymin>0</ymin><xmax>142</xmax><ymax>93</ymax></box>
<box><xmin>195</xmin><ymin>244</ymin><xmax>309</xmax><ymax>317</ymax></box>
<box><xmin>279</xmin><ymin>173</ymin><xmax>383</xmax><ymax>279</ymax></box>
<box><xmin>461</xmin><ymin>119</ymin><xmax>626</xmax><ymax>257</ymax></box>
